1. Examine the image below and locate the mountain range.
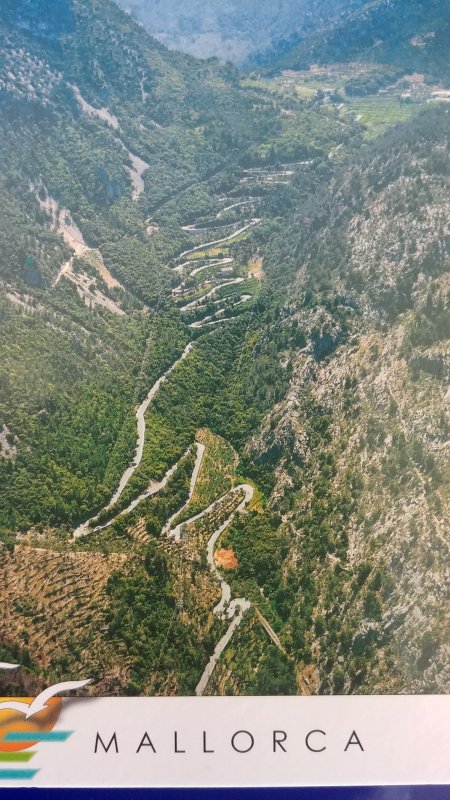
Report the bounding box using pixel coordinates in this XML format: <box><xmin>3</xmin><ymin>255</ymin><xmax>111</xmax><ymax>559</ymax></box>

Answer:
<box><xmin>116</xmin><ymin>0</ymin><xmax>368</xmax><ymax>64</ymax></box>
<box><xmin>0</xmin><ymin>0</ymin><xmax>448</xmax><ymax>698</ymax></box>
<box><xmin>269</xmin><ymin>0</ymin><xmax>450</xmax><ymax>81</ymax></box>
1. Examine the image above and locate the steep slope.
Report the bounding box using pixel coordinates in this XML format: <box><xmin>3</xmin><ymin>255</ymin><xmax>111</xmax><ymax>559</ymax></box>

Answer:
<box><xmin>243</xmin><ymin>107</ymin><xmax>450</xmax><ymax>693</ymax></box>
<box><xmin>0</xmin><ymin>0</ymin><xmax>361</xmax><ymax>535</ymax></box>
<box><xmin>0</xmin><ymin>0</ymin><xmax>283</xmax><ymax>533</ymax></box>
<box><xmin>270</xmin><ymin>0</ymin><xmax>450</xmax><ymax>84</ymax></box>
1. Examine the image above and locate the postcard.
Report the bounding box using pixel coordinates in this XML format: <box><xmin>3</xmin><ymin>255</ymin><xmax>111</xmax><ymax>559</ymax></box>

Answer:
<box><xmin>0</xmin><ymin>0</ymin><xmax>448</xmax><ymax>790</ymax></box>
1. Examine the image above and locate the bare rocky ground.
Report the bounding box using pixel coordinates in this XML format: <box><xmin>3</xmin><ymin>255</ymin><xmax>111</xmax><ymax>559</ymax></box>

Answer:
<box><xmin>247</xmin><ymin>148</ymin><xmax>450</xmax><ymax>693</ymax></box>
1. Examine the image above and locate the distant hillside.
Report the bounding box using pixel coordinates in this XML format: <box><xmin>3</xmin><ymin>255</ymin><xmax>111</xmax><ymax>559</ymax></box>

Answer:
<box><xmin>269</xmin><ymin>0</ymin><xmax>450</xmax><ymax>83</ymax></box>
<box><xmin>116</xmin><ymin>0</ymin><xmax>367</xmax><ymax>65</ymax></box>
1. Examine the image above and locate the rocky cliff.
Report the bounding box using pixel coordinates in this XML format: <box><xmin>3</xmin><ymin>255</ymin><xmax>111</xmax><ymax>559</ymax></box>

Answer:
<box><xmin>249</xmin><ymin>107</ymin><xmax>450</xmax><ymax>693</ymax></box>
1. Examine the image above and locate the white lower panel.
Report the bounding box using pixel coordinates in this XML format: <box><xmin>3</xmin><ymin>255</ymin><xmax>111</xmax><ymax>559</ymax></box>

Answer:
<box><xmin>2</xmin><ymin>695</ymin><xmax>449</xmax><ymax>787</ymax></box>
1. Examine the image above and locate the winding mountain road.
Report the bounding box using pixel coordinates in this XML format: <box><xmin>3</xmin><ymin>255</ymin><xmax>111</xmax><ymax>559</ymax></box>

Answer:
<box><xmin>179</xmin><ymin>278</ymin><xmax>244</xmax><ymax>312</ymax></box>
<box><xmin>73</xmin><ymin>342</ymin><xmax>194</xmax><ymax>538</ymax></box>
<box><xmin>163</xmin><ymin>483</ymin><xmax>254</xmax><ymax>695</ymax></box>
<box><xmin>73</xmin><ymin>193</ymin><xmax>260</xmax><ymax>536</ymax></box>
<box><xmin>177</xmin><ymin>218</ymin><xmax>261</xmax><ymax>261</ymax></box>
<box><xmin>71</xmin><ymin>193</ymin><xmax>269</xmax><ymax>687</ymax></box>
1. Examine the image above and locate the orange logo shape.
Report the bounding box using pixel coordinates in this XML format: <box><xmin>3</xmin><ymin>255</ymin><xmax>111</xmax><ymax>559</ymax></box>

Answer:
<box><xmin>0</xmin><ymin>699</ymin><xmax>61</xmax><ymax>752</ymax></box>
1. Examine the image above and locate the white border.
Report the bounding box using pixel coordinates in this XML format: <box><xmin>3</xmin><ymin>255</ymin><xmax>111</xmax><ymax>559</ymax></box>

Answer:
<box><xmin>3</xmin><ymin>695</ymin><xmax>449</xmax><ymax>788</ymax></box>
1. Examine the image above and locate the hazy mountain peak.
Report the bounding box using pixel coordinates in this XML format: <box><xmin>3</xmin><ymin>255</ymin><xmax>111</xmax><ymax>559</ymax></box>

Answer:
<box><xmin>116</xmin><ymin>0</ymin><xmax>368</xmax><ymax>64</ymax></box>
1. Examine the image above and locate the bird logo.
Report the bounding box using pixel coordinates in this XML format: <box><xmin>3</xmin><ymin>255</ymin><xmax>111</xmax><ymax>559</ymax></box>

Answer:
<box><xmin>0</xmin><ymin>679</ymin><xmax>92</xmax><ymax>720</ymax></box>
<box><xmin>0</xmin><ymin>664</ymin><xmax>91</xmax><ymax>720</ymax></box>
<box><xmin>0</xmin><ymin>664</ymin><xmax>91</xmax><ymax>766</ymax></box>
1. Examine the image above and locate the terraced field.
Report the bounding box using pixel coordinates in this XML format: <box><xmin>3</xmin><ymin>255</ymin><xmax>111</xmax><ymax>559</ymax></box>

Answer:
<box><xmin>0</xmin><ymin>543</ymin><xmax>129</xmax><ymax>684</ymax></box>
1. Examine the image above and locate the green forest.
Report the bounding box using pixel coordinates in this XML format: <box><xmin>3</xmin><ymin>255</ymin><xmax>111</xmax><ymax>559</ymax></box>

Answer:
<box><xmin>0</xmin><ymin>0</ymin><xmax>448</xmax><ymax>699</ymax></box>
